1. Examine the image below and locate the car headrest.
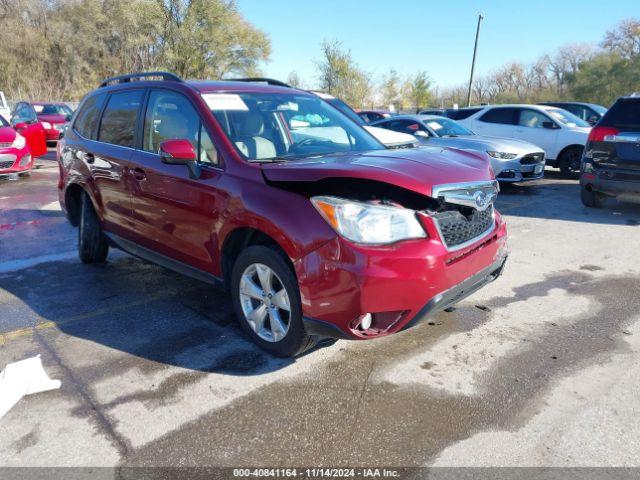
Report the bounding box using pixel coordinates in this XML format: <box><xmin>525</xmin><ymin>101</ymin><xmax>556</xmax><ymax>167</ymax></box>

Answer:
<box><xmin>235</xmin><ymin>112</ymin><xmax>265</xmax><ymax>137</ymax></box>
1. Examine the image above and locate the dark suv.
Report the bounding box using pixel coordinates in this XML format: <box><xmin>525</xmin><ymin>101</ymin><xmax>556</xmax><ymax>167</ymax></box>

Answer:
<box><xmin>581</xmin><ymin>95</ymin><xmax>640</xmax><ymax>207</ymax></box>
<box><xmin>58</xmin><ymin>72</ymin><xmax>508</xmax><ymax>356</ymax></box>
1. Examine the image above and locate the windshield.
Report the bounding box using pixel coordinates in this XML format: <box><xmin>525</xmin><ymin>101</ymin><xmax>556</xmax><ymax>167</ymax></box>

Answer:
<box><xmin>37</xmin><ymin>104</ymin><xmax>73</xmax><ymax>116</ymax></box>
<box><xmin>591</xmin><ymin>104</ymin><xmax>607</xmax><ymax>115</ymax></box>
<box><xmin>546</xmin><ymin>108</ymin><xmax>590</xmax><ymax>127</ymax></box>
<box><xmin>423</xmin><ymin>117</ymin><xmax>474</xmax><ymax>136</ymax></box>
<box><xmin>205</xmin><ymin>92</ymin><xmax>383</xmax><ymax>161</ymax></box>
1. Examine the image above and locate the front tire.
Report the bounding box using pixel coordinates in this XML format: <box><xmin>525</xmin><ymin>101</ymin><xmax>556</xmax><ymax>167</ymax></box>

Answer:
<box><xmin>581</xmin><ymin>185</ymin><xmax>604</xmax><ymax>208</ymax></box>
<box><xmin>231</xmin><ymin>245</ymin><xmax>315</xmax><ymax>357</ymax></box>
<box><xmin>78</xmin><ymin>192</ymin><xmax>109</xmax><ymax>263</ymax></box>
<box><xmin>558</xmin><ymin>147</ymin><xmax>583</xmax><ymax>178</ymax></box>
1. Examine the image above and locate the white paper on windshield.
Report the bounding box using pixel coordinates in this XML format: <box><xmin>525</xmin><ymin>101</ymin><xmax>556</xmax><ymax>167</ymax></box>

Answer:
<box><xmin>34</xmin><ymin>105</ymin><xmax>44</xmax><ymax>113</ymax></box>
<box><xmin>427</xmin><ymin>121</ymin><xmax>443</xmax><ymax>130</ymax></box>
<box><xmin>201</xmin><ymin>93</ymin><xmax>248</xmax><ymax>111</ymax></box>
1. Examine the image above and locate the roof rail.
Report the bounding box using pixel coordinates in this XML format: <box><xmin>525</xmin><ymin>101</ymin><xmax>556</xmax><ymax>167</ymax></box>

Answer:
<box><xmin>226</xmin><ymin>77</ymin><xmax>292</xmax><ymax>88</ymax></box>
<box><xmin>99</xmin><ymin>71</ymin><xmax>183</xmax><ymax>88</ymax></box>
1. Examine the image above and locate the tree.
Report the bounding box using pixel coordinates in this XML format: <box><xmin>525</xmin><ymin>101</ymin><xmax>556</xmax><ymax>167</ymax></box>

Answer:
<box><xmin>568</xmin><ymin>52</ymin><xmax>640</xmax><ymax>105</ymax></box>
<box><xmin>0</xmin><ymin>0</ymin><xmax>271</xmax><ymax>101</ymax></box>
<box><xmin>287</xmin><ymin>71</ymin><xmax>302</xmax><ymax>88</ymax></box>
<box><xmin>315</xmin><ymin>40</ymin><xmax>371</xmax><ymax>107</ymax></box>
<box><xmin>380</xmin><ymin>69</ymin><xmax>401</xmax><ymax>110</ymax></box>
<box><xmin>602</xmin><ymin>19</ymin><xmax>640</xmax><ymax>59</ymax></box>
<box><xmin>408</xmin><ymin>71</ymin><xmax>432</xmax><ymax>111</ymax></box>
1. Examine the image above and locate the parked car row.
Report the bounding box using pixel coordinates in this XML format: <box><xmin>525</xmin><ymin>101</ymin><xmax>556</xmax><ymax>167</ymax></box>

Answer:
<box><xmin>371</xmin><ymin>114</ymin><xmax>545</xmax><ymax>182</ymax></box>
<box><xmin>0</xmin><ymin>94</ymin><xmax>73</xmax><ymax>177</ymax></box>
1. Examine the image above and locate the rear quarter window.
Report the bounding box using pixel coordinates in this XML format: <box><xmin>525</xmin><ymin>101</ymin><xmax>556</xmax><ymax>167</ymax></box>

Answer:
<box><xmin>74</xmin><ymin>94</ymin><xmax>107</xmax><ymax>140</ymax></box>
<box><xmin>600</xmin><ymin>99</ymin><xmax>640</xmax><ymax>131</ymax></box>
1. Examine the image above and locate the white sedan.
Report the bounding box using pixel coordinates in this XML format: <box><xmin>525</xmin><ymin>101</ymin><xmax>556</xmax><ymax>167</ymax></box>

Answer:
<box><xmin>457</xmin><ymin>104</ymin><xmax>591</xmax><ymax>176</ymax></box>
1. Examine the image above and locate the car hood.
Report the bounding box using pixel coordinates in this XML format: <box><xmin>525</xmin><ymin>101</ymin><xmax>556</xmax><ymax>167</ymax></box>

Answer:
<box><xmin>37</xmin><ymin>113</ymin><xmax>67</xmax><ymax>124</ymax></box>
<box><xmin>428</xmin><ymin>135</ymin><xmax>543</xmax><ymax>155</ymax></box>
<box><xmin>364</xmin><ymin>126</ymin><xmax>417</xmax><ymax>147</ymax></box>
<box><xmin>261</xmin><ymin>147</ymin><xmax>492</xmax><ymax>198</ymax></box>
<box><xmin>0</xmin><ymin>126</ymin><xmax>17</xmax><ymax>144</ymax></box>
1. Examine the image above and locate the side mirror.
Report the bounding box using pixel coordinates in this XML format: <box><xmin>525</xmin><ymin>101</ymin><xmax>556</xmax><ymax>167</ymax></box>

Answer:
<box><xmin>587</xmin><ymin>115</ymin><xmax>599</xmax><ymax>126</ymax></box>
<box><xmin>13</xmin><ymin>121</ymin><xmax>28</xmax><ymax>131</ymax></box>
<box><xmin>414</xmin><ymin>130</ymin><xmax>430</xmax><ymax>138</ymax></box>
<box><xmin>159</xmin><ymin>139</ymin><xmax>201</xmax><ymax>179</ymax></box>
<box><xmin>541</xmin><ymin>121</ymin><xmax>558</xmax><ymax>130</ymax></box>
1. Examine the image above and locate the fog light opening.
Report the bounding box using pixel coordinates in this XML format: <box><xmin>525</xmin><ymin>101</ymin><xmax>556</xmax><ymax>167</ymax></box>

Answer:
<box><xmin>358</xmin><ymin>313</ymin><xmax>372</xmax><ymax>331</ymax></box>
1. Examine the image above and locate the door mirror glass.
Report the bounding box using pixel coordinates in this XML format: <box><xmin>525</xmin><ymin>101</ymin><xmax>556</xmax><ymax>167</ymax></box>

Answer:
<box><xmin>542</xmin><ymin>121</ymin><xmax>557</xmax><ymax>130</ymax></box>
<box><xmin>159</xmin><ymin>139</ymin><xmax>197</xmax><ymax>164</ymax></box>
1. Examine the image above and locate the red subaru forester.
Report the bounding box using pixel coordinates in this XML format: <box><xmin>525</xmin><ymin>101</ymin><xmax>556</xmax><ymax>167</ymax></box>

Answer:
<box><xmin>58</xmin><ymin>72</ymin><xmax>507</xmax><ymax>356</ymax></box>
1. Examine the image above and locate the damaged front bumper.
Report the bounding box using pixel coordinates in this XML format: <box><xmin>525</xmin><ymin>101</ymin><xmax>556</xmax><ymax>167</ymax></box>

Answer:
<box><xmin>296</xmin><ymin>214</ymin><xmax>508</xmax><ymax>340</ymax></box>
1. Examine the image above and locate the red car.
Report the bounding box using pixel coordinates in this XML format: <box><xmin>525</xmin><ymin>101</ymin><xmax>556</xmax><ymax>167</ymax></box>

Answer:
<box><xmin>58</xmin><ymin>72</ymin><xmax>508</xmax><ymax>356</ymax></box>
<box><xmin>14</xmin><ymin>101</ymin><xmax>72</xmax><ymax>144</ymax></box>
<box><xmin>0</xmin><ymin>114</ymin><xmax>46</xmax><ymax>177</ymax></box>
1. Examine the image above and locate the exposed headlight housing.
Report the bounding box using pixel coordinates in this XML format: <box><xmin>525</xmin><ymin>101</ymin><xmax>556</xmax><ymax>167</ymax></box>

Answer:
<box><xmin>11</xmin><ymin>133</ymin><xmax>26</xmax><ymax>149</ymax></box>
<box><xmin>41</xmin><ymin>122</ymin><xmax>52</xmax><ymax>130</ymax></box>
<box><xmin>311</xmin><ymin>196</ymin><xmax>427</xmax><ymax>245</ymax></box>
<box><xmin>487</xmin><ymin>151</ymin><xmax>518</xmax><ymax>160</ymax></box>
<box><xmin>53</xmin><ymin>123</ymin><xmax>67</xmax><ymax>131</ymax></box>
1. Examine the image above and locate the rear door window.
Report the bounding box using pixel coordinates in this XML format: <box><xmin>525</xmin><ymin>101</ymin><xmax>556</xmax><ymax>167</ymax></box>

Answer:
<box><xmin>74</xmin><ymin>94</ymin><xmax>107</xmax><ymax>140</ymax></box>
<box><xmin>98</xmin><ymin>90</ymin><xmax>144</xmax><ymax>147</ymax></box>
<box><xmin>479</xmin><ymin>108</ymin><xmax>517</xmax><ymax>124</ymax></box>
<box><xmin>600</xmin><ymin>99</ymin><xmax>640</xmax><ymax>131</ymax></box>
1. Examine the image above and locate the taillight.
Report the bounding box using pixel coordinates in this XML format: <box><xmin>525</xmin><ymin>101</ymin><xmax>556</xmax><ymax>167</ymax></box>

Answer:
<box><xmin>588</xmin><ymin>126</ymin><xmax>619</xmax><ymax>142</ymax></box>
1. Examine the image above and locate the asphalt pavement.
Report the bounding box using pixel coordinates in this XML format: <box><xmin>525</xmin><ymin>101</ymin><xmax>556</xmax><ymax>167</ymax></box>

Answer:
<box><xmin>1</xmin><ymin>156</ymin><xmax>640</xmax><ymax>472</ymax></box>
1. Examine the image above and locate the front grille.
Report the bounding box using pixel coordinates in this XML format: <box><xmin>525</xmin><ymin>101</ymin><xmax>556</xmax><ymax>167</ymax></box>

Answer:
<box><xmin>0</xmin><ymin>142</ymin><xmax>12</xmax><ymax>148</ymax></box>
<box><xmin>521</xmin><ymin>152</ymin><xmax>545</xmax><ymax>165</ymax></box>
<box><xmin>0</xmin><ymin>160</ymin><xmax>15</xmax><ymax>169</ymax></box>
<box><xmin>433</xmin><ymin>206</ymin><xmax>494</xmax><ymax>249</ymax></box>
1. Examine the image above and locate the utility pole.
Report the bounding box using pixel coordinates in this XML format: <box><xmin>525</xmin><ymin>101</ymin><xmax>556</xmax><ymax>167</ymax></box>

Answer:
<box><xmin>466</xmin><ymin>13</ymin><xmax>483</xmax><ymax>107</ymax></box>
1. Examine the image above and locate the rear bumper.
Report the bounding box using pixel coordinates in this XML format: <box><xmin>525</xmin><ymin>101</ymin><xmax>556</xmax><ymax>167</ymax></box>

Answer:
<box><xmin>581</xmin><ymin>170</ymin><xmax>640</xmax><ymax>196</ymax></box>
<box><xmin>296</xmin><ymin>213</ymin><xmax>508</xmax><ymax>340</ymax></box>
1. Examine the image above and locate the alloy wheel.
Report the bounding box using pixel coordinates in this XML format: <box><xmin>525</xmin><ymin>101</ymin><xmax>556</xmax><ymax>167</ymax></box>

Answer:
<box><xmin>239</xmin><ymin>263</ymin><xmax>291</xmax><ymax>342</ymax></box>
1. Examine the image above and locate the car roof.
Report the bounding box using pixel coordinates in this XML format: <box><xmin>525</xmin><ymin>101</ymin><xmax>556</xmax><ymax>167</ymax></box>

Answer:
<box><xmin>187</xmin><ymin>80</ymin><xmax>310</xmax><ymax>96</ymax></box>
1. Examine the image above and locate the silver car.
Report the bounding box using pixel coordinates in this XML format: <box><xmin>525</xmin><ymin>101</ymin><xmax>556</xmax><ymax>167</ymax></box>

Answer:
<box><xmin>372</xmin><ymin>114</ymin><xmax>546</xmax><ymax>182</ymax></box>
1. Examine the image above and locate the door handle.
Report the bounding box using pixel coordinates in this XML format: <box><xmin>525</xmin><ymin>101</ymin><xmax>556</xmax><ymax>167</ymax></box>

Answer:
<box><xmin>82</xmin><ymin>152</ymin><xmax>95</xmax><ymax>164</ymax></box>
<box><xmin>132</xmin><ymin>167</ymin><xmax>146</xmax><ymax>181</ymax></box>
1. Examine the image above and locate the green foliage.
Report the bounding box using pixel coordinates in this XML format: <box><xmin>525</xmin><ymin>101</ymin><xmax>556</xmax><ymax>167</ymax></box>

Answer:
<box><xmin>316</xmin><ymin>40</ymin><xmax>371</xmax><ymax>108</ymax></box>
<box><xmin>0</xmin><ymin>0</ymin><xmax>270</xmax><ymax>101</ymax></box>
<box><xmin>568</xmin><ymin>53</ymin><xmax>640</xmax><ymax>106</ymax></box>
<box><xmin>408</xmin><ymin>72</ymin><xmax>432</xmax><ymax>111</ymax></box>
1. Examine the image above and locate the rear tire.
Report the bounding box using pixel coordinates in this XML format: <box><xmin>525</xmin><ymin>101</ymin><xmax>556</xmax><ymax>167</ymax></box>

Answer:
<box><xmin>78</xmin><ymin>192</ymin><xmax>109</xmax><ymax>263</ymax></box>
<box><xmin>558</xmin><ymin>147</ymin><xmax>583</xmax><ymax>178</ymax></box>
<box><xmin>581</xmin><ymin>186</ymin><xmax>604</xmax><ymax>208</ymax></box>
<box><xmin>231</xmin><ymin>245</ymin><xmax>315</xmax><ymax>357</ymax></box>
<box><xmin>18</xmin><ymin>170</ymin><xmax>31</xmax><ymax>177</ymax></box>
